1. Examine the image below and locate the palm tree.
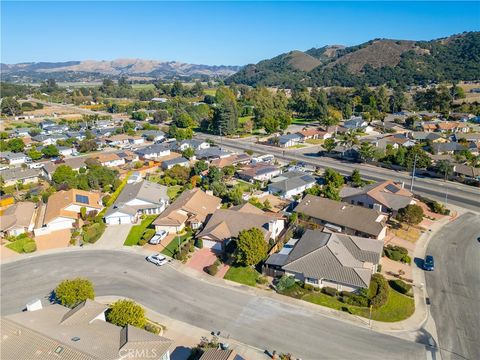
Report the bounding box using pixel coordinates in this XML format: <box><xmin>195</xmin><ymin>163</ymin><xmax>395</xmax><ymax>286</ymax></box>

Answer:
<box><xmin>340</xmin><ymin>131</ymin><xmax>359</xmax><ymax>157</ymax></box>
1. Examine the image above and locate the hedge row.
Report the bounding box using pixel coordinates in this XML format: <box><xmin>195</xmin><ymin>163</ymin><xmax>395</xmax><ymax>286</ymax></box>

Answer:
<box><xmin>368</xmin><ymin>274</ymin><xmax>389</xmax><ymax>308</ymax></box>
<box><xmin>389</xmin><ymin>279</ymin><xmax>413</xmax><ymax>296</ymax></box>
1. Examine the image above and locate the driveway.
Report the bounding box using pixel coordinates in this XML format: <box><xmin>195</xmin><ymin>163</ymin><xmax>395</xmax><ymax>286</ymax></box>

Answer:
<box><xmin>0</xmin><ymin>250</ymin><xmax>424</xmax><ymax>360</ymax></box>
<box><xmin>91</xmin><ymin>224</ymin><xmax>133</xmax><ymax>249</ymax></box>
<box><xmin>35</xmin><ymin>229</ymin><xmax>72</xmax><ymax>251</ymax></box>
<box><xmin>425</xmin><ymin>212</ymin><xmax>480</xmax><ymax>360</ymax></box>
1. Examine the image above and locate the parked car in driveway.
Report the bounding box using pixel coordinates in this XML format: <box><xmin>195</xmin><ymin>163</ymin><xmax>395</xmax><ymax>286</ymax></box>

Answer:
<box><xmin>149</xmin><ymin>230</ymin><xmax>168</xmax><ymax>245</ymax></box>
<box><xmin>146</xmin><ymin>254</ymin><xmax>168</xmax><ymax>266</ymax></box>
<box><xmin>423</xmin><ymin>255</ymin><xmax>435</xmax><ymax>271</ymax></box>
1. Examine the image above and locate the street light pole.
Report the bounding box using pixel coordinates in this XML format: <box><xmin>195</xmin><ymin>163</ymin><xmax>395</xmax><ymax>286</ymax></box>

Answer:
<box><xmin>410</xmin><ymin>153</ymin><xmax>418</xmax><ymax>193</ymax></box>
<box><xmin>444</xmin><ymin>169</ymin><xmax>449</xmax><ymax>206</ymax></box>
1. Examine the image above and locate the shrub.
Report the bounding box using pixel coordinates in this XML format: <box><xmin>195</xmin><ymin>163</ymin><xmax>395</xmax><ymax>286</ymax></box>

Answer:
<box><xmin>303</xmin><ymin>283</ymin><xmax>315</xmax><ymax>291</ymax></box>
<box><xmin>383</xmin><ymin>245</ymin><xmax>410</xmax><ymax>263</ymax></box>
<box><xmin>55</xmin><ymin>278</ymin><xmax>95</xmax><ymax>308</ymax></box>
<box><xmin>83</xmin><ymin>222</ymin><xmax>105</xmax><ymax>243</ymax></box>
<box><xmin>107</xmin><ymin>299</ymin><xmax>146</xmax><ymax>328</ymax></box>
<box><xmin>22</xmin><ymin>241</ymin><xmax>37</xmax><ymax>253</ymax></box>
<box><xmin>205</xmin><ymin>264</ymin><xmax>219</xmax><ymax>276</ymax></box>
<box><xmin>138</xmin><ymin>239</ymin><xmax>147</xmax><ymax>246</ymax></box>
<box><xmin>389</xmin><ymin>279</ymin><xmax>413</xmax><ymax>296</ymax></box>
<box><xmin>256</xmin><ymin>276</ymin><xmax>268</xmax><ymax>285</ymax></box>
<box><xmin>144</xmin><ymin>322</ymin><xmax>161</xmax><ymax>335</ymax></box>
<box><xmin>321</xmin><ymin>286</ymin><xmax>338</xmax><ymax>297</ymax></box>
<box><xmin>368</xmin><ymin>274</ymin><xmax>389</xmax><ymax>308</ymax></box>
<box><xmin>340</xmin><ymin>292</ymin><xmax>369</xmax><ymax>307</ymax></box>
<box><xmin>142</xmin><ymin>229</ymin><xmax>155</xmax><ymax>242</ymax></box>
<box><xmin>276</xmin><ymin>275</ymin><xmax>296</xmax><ymax>292</ymax></box>
<box><xmin>102</xmin><ymin>194</ymin><xmax>111</xmax><ymax>206</ymax></box>
<box><xmin>195</xmin><ymin>238</ymin><xmax>203</xmax><ymax>249</ymax></box>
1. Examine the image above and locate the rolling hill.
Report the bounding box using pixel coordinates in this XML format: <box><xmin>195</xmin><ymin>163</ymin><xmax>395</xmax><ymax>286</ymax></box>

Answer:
<box><xmin>0</xmin><ymin>58</ymin><xmax>241</xmax><ymax>83</ymax></box>
<box><xmin>228</xmin><ymin>32</ymin><xmax>480</xmax><ymax>87</ymax></box>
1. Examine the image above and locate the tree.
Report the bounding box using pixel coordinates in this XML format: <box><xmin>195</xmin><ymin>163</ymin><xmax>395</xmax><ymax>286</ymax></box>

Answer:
<box><xmin>52</xmin><ymin>165</ymin><xmax>77</xmax><ymax>188</ymax></box>
<box><xmin>235</xmin><ymin>228</ymin><xmax>268</xmax><ymax>266</ymax></box>
<box><xmin>396</xmin><ymin>204</ymin><xmax>424</xmax><ymax>227</ymax></box>
<box><xmin>152</xmin><ymin>110</ymin><xmax>169</xmax><ymax>124</ymax></box>
<box><xmin>227</xmin><ymin>186</ymin><xmax>244</xmax><ymax>205</ymax></box>
<box><xmin>78</xmin><ymin>139</ymin><xmax>98</xmax><ymax>153</ymax></box>
<box><xmin>6</xmin><ymin>138</ymin><xmax>25</xmax><ymax>153</ymax></box>
<box><xmin>173</xmin><ymin>112</ymin><xmax>195</xmax><ymax>128</ymax></box>
<box><xmin>358</xmin><ymin>142</ymin><xmax>376</xmax><ymax>162</ymax></box>
<box><xmin>55</xmin><ymin>278</ymin><xmax>95</xmax><ymax>308</ymax></box>
<box><xmin>340</xmin><ymin>131</ymin><xmax>359</xmax><ymax>153</ymax></box>
<box><xmin>41</xmin><ymin>145</ymin><xmax>60</xmax><ymax>158</ymax></box>
<box><xmin>1</xmin><ymin>97</ymin><xmax>22</xmax><ymax>116</ymax></box>
<box><xmin>351</xmin><ymin>169</ymin><xmax>362</xmax><ymax>187</ymax></box>
<box><xmin>80</xmin><ymin>206</ymin><xmax>87</xmax><ymax>220</ymax></box>
<box><xmin>192</xmin><ymin>160</ymin><xmax>208</xmax><ymax>175</ymax></box>
<box><xmin>212</xmin><ymin>87</ymin><xmax>238</xmax><ymax>135</ymax></box>
<box><xmin>182</xmin><ymin>147</ymin><xmax>195</xmax><ymax>159</ymax></box>
<box><xmin>107</xmin><ymin>299</ymin><xmax>146</xmax><ymax>328</ymax></box>
<box><xmin>435</xmin><ymin>160</ymin><xmax>453</xmax><ymax>179</ymax></box>
<box><xmin>324</xmin><ymin>168</ymin><xmax>344</xmax><ymax>188</ymax></box>
<box><xmin>322</xmin><ymin>183</ymin><xmax>341</xmax><ymax>201</ymax></box>
<box><xmin>323</xmin><ymin>138</ymin><xmax>336</xmax><ymax>153</ymax></box>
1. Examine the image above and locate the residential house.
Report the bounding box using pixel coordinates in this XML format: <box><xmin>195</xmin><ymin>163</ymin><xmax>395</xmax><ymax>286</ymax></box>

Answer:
<box><xmin>12</xmin><ymin>128</ymin><xmax>31</xmax><ymax>137</ymax></box>
<box><xmin>1</xmin><ymin>300</ymin><xmax>173</xmax><ymax>360</ymax></box>
<box><xmin>431</xmin><ymin>142</ymin><xmax>467</xmax><ymax>155</ymax></box>
<box><xmin>176</xmin><ymin>139</ymin><xmax>210</xmax><ymax>152</ymax></box>
<box><xmin>340</xmin><ymin>180</ymin><xmax>415</xmax><ymax>214</ymax></box>
<box><xmin>0</xmin><ymin>167</ymin><xmax>46</xmax><ymax>187</ymax></box>
<box><xmin>161</xmin><ymin>157</ymin><xmax>189</xmax><ymax>170</ymax></box>
<box><xmin>66</xmin><ymin>131</ymin><xmax>86</xmax><ymax>141</ymax></box>
<box><xmin>436</xmin><ymin>121</ymin><xmax>469</xmax><ymax>133</ymax></box>
<box><xmin>453</xmin><ymin>164</ymin><xmax>480</xmax><ymax>181</ymax></box>
<box><xmin>344</xmin><ymin>116</ymin><xmax>373</xmax><ymax>133</ymax></box>
<box><xmin>237</xmin><ymin>163</ymin><xmax>282</xmax><ymax>183</ymax></box>
<box><xmin>268</xmin><ymin>172</ymin><xmax>316</xmax><ymax>199</ymax></box>
<box><xmin>195</xmin><ymin>147</ymin><xmax>232</xmax><ymax>161</ymax></box>
<box><xmin>0</xmin><ymin>202</ymin><xmax>37</xmax><ymax>237</ymax></box>
<box><xmin>196</xmin><ymin>203</ymin><xmax>285</xmax><ymax>252</ymax></box>
<box><xmin>91</xmin><ymin>153</ymin><xmax>126</xmax><ymax>168</ymax></box>
<box><xmin>58</xmin><ymin>146</ymin><xmax>75</xmax><ymax>157</ymax></box>
<box><xmin>421</xmin><ymin>123</ymin><xmax>437</xmax><ymax>133</ymax></box>
<box><xmin>409</xmin><ymin>132</ymin><xmax>445</xmax><ymax>143</ymax></box>
<box><xmin>96</xmin><ymin>119</ymin><xmax>115</xmax><ymax>128</ymax></box>
<box><xmin>453</xmin><ymin>133</ymin><xmax>480</xmax><ymax>142</ymax></box>
<box><xmin>136</xmin><ymin>143</ymin><xmax>170</xmax><ymax>160</ymax></box>
<box><xmin>35</xmin><ymin>189</ymin><xmax>102</xmax><ymax>236</ymax></box>
<box><xmin>0</xmin><ymin>151</ymin><xmax>28</xmax><ymax>166</ymax></box>
<box><xmin>151</xmin><ymin>97</ymin><xmax>168</xmax><ymax>103</ymax></box>
<box><xmin>153</xmin><ymin>188</ymin><xmax>221</xmax><ymax>234</ymax></box>
<box><xmin>106</xmin><ymin>134</ymin><xmax>144</xmax><ymax>147</ymax></box>
<box><xmin>126</xmin><ymin>172</ymin><xmax>142</xmax><ymax>184</ymax></box>
<box><xmin>39</xmin><ymin>120</ymin><xmax>56</xmax><ymax>130</ymax></box>
<box><xmin>32</xmin><ymin>134</ymin><xmax>67</xmax><ymax>146</ymax></box>
<box><xmin>265</xmin><ymin>229</ymin><xmax>383</xmax><ymax>291</ymax></box>
<box><xmin>210</xmin><ymin>153</ymin><xmax>251</xmax><ymax>168</ymax></box>
<box><xmin>273</xmin><ymin>133</ymin><xmax>303</xmax><ymax>148</ymax></box>
<box><xmin>45</xmin><ymin>124</ymin><xmax>69</xmax><ymax>134</ymax></box>
<box><xmin>294</xmin><ymin>195</ymin><xmax>387</xmax><ymax>240</ymax></box>
<box><xmin>105</xmin><ymin>180</ymin><xmax>169</xmax><ymax>225</ymax></box>
<box><xmin>142</xmin><ymin>130</ymin><xmax>166</xmax><ymax>142</ymax></box>
<box><xmin>115</xmin><ymin>150</ymin><xmax>139</xmax><ymax>164</ymax></box>
<box><xmin>297</xmin><ymin>128</ymin><xmax>332</xmax><ymax>140</ymax></box>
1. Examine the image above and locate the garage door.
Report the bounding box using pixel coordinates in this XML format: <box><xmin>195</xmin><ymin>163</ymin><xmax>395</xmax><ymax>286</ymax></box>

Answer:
<box><xmin>203</xmin><ymin>240</ymin><xmax>222</xmax><ymax>252</ymax></box>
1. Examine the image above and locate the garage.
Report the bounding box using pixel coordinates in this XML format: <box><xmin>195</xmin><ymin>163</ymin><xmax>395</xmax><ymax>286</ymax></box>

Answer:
<box><xmin>105</xmin><ymin>211</ymin><xmax>134</xmax><ymax>225</ymax></box>
<box><xmin>202</xmin><ymin>240</ymin><xmax>222</xmax><ymax>252</ymax></box>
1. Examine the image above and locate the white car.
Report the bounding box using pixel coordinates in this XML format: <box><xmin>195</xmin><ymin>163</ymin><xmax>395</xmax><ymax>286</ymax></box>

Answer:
<box><xmin>149</xmin><ymin>230</ymin><xmax>168</xmax><ymax>245</ymax></box>
<box><xmin>146</xmin><ymin>254</ymin><xmax>168</xmax><ymax>266</ymax></box>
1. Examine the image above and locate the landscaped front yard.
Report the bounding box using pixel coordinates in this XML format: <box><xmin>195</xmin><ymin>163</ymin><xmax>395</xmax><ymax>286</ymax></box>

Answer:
<box><xmin>5</xmin><ymin>235</ymin><xmax>36</xmax><ymax>253</ymax></box>
<box><xmin>224</xmin><ymin>266</ymin><xmax>262</xmax><ymax>287</ymax></box>
<box><xmin>161</xmin><ymin>231</ymin><xmax>193</xmax><ymax>256</ymax></box>
<box><xmin>124</xmin><ymin>215</ymin><xmax>157</xmax><ymax>246</ymax></box>
<box><xmin>167</xmin><ymin>185</ymin><xmax>183</xmax><ymax>200</ymax></box>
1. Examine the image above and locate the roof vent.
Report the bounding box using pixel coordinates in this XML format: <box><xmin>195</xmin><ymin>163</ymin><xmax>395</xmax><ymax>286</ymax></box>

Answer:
<box><xmin>71</xmin><ymin>337</ymin><xmax>80</xmax><ymax>342</ymax></box>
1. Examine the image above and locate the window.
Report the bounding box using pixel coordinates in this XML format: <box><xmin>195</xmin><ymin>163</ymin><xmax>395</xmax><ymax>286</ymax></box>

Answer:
<box><xmin>75</xmin><ymin>194</ymin><xmax>89</xmax><ymax>204</ymax></box>
<box><xmin>306</xmin><ymin>277</ymin><xmax>318</xmax><ymax>285</ymax></box>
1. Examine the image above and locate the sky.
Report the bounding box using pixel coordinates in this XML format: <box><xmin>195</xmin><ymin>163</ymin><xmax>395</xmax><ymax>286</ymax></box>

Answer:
<box><xmin>1</xmin><ymin>1</ymin><xmax>479</xmax><ymax>65</ymax></box>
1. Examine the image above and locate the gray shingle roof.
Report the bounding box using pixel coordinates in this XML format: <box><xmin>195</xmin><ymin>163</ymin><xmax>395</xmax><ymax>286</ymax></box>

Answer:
<box><xmin>268</xmin><ymin>172</ymin><xmax>316</xmax><ymax>194</ymax></box>
<box><xmin>282</xmin><ymin>230</ymin><xmax>382</xmax><ymax>288</ymax></box>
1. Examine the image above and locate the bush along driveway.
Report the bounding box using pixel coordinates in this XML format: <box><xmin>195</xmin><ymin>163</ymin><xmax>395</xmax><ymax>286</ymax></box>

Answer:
<box><xmin>277</xmin><ymin>274</ymin><xmax>414</xmax><ymax>323</ymax></box>
<box><xmin>124</xmin><ymin>216</ymin><xmax>157</xmax><ymax>246</ymax></box>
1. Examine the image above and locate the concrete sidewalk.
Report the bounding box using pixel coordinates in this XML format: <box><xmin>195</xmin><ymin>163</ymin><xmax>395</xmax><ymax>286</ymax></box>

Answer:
<box><xmin>96</xmin><ymin>296</ymin><xmax>269</xmax><ymax>360</ymax></box>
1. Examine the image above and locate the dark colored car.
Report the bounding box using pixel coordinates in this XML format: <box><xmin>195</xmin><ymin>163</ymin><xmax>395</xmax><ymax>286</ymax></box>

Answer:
<box><xmin>424</xmin><ymin>255</ymin><xmax>435</xmax><ymax>271</ymax></box>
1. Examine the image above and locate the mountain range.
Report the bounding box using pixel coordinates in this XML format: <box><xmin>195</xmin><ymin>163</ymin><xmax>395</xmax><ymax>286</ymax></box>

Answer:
<box><xmin>227</xmin><ymin>32</ymin><xmax>480</xmax><ymax>87</ymax></box>
<box><xmin>0</xmin><ymin>59</ymin><xmax>241</xmax><ymax>82</ymax></box>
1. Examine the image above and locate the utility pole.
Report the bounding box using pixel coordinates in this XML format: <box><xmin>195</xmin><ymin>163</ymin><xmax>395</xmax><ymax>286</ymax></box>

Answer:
<box><xmin>410</xmin><ymin>153</ymin><xmax>418</xmax><ymax>192</ymax></box>
<box><xmin>444</xmin><ymin>168</ymin><xmax>449</xmax><ymax>206</ymax></box>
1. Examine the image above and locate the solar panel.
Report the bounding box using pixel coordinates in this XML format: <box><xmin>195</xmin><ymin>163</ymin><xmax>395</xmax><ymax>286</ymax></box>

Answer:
<box><xmin>76</xmin><ymin>194</ymin><xmax>89</xmax><ymax>204</ymax></box>
<box><xmin>385</xmin><ymin>184</ymin><xmax>399</xmax><ymax>193</ymax></box>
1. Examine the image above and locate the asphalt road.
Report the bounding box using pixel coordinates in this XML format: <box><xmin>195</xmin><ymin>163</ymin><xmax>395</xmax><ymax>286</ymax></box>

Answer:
<box><xmin>198</xmin><ymin>134</ymin><xmax>480</xmax><ymax>212</ymax></box>
<box><xmin>1</xmin><ymin>251</ymin><xmax>424</xmax><ymax>360</ymax></box>
<box><xmin>425</xmin><ymin>213</ymin><xmax>480</xmax><ymax>360</ymax></box>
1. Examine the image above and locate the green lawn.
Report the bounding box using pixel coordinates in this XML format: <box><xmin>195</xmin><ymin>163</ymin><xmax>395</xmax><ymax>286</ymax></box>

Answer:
<box><xmin>124</xmin><ymin>215</ymin><xmax>157</xmax><ymax>246</ymax></box>
<box><xmin>232</xmin><ymin>179</ymin><xmax>253</xmax><ymax>193</ymax></box>
<box><xmin>291</xmin><ymin>118</ymin><xmax>318</xmax><ymax>125</ymax></box>
<box><xmin>6</xmin><ymin>237</ymin><xmax>36</xmax><ymax>253</ymax></box>
<box><xmin>204</xmin><ymin>89</ymin><xmax>217</xmax><ymax>96</ymax></box>
<box><xmin>224</xmin><ymin>266</ymin><xmax>261</xmax><ymax>287</ymax></box>
<box><xmin>305</xmin><ymin>139</ymin><xmax>324</xmax><ymax>145</ymax></box>
<box><xmin>302</xmin><ymin>286</ymin><xmax>414</xmax><ymax>322</ymax></box>
<box><xmin>161</xmin><ymin>231</ymin><xmax>193</xmax><ymax>256</ymax></box>
<box><xmin>289</xmin><ymin>144</ymin><xmax>306</xmax><ymax>149</ymax></box>
<box><xmin>239</xmin><ymin>115</ymin><xmax>253</xmax><ymax>124</ymax></box>
<box><xmin>167</xmin><ymin>185</ymin><xmax>183</xmax><ymax>200</ymax></box>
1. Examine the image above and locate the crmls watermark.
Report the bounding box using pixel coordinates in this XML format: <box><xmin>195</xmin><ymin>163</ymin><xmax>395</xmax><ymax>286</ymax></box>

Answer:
<box><xmin>119</xmin><ymin>348</ymin><xmax>158</xmax><ymax>359</ymax></box>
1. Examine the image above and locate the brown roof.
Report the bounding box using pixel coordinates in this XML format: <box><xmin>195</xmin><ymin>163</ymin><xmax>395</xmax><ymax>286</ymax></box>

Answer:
<box><xmin>0</xmin><ymin>201</ymin><xmax>36</xmax><ymax>232</ymax></box>
<box><xmin>153</xmin><ymin>188</ymin><xmax>221</xmax><ymax>227</ymax></box>
<box><xmin>295</xmin><ymin>195</ymin><xmax>386</xmax><ymax>238</ymax></box>
<box><xmin>43</xmin><ymin>189</ymin><xmax>102</xmax><ymax>224</ymax></box>
<box><xmin>199</xmin><ymin>349</ymin><xmax>239</xmax><ymax>360</ymax></box>
<box><xmin>297</xmin><ymin>128</ymin><xmax>323</xmax><ymax>137</ymax></box>
<box><xmin>210</xmin><ymin>153</ymin><xmax>251</xmax><ymax>168</ymax></box>
<box><xmin>92</xmin><ymin>152</ymin><xmax>122</xmax><ymax>163</ymax></box>
<box><xmin>197</xmin><ymin>203</ymin><xmax>280</xmax><ymax>242</ymax></box>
